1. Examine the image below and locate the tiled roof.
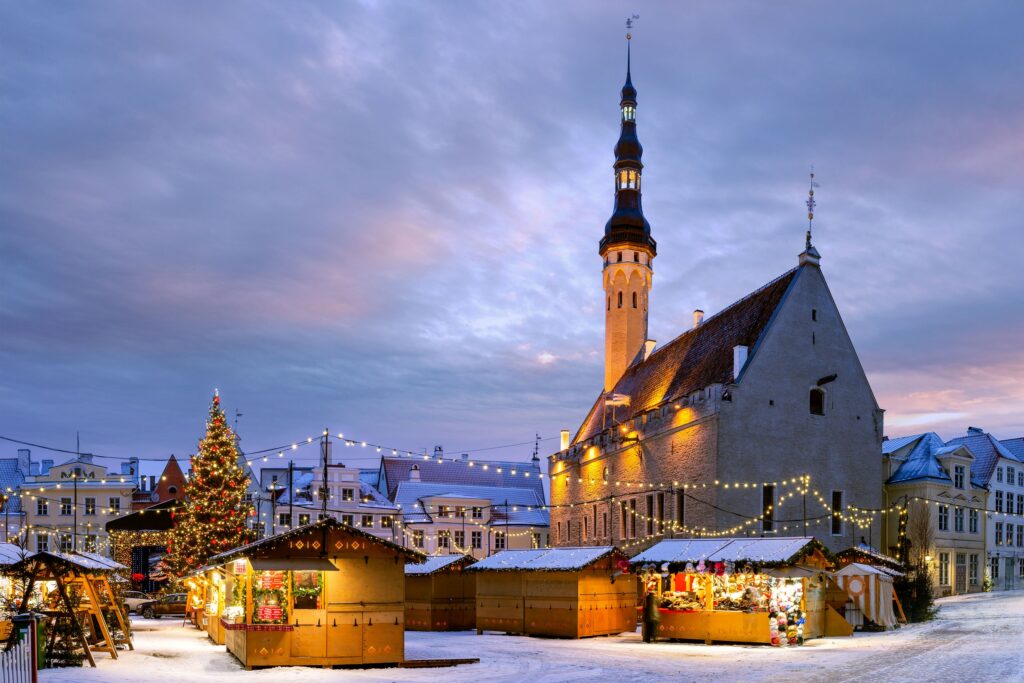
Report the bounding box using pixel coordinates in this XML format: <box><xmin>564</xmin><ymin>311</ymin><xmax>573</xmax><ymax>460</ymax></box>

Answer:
<box><xmin>468</xmin><ymin>547</ymin><xmax>620</xmax><ymax>572</ymax></box>
<box><xmin>0</xmin><ymin>460</ymin><xmax>25</xmax><ymax>513</ymax></box>
<box><xmin>1001</xmin><ymin>438</ymin><xmax>1024</xmax><ymax>461</ymax></box>
<box><xmin>882</xmin><ymin>433</ymin><xmax>924</xmax><ymax>455</ymax></box>
<box><xmin>380</xmin><ymin>456</ymin><xmax>544</xmax><ymax>501</ymax></box>
<box><xmin>574</xmin><ymin>267</ymin><xmax>799</xmax><ymax>444</ymax></box>
<box><xmin>394</xmin><ymin>481</ymin><xmax>548</xmax><ymax>527</ymax></box>
<box><xmin>885</xmin><ymin>432</ymin><xmax>954</xmax><ymax>485</ymax></box>
<box><xmin>946</xmin><ymin>430</ymin><xmax>1020</xmax><ymax>486</ymax></box>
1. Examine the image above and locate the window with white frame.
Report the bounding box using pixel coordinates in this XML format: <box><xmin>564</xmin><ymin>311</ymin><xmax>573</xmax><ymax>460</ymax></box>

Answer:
<box><xmin>953</xmin><ymin>465</ymin><xmax>965</xmax><ymax>489</ymax></box>
<box><xmin>996</xmin><ymin>491</ymin><xmax>1004</xmax><ymax>513</ymax></box>
<box><xmin>1019</xmin><ymin>558</ymin><xmax>1024</xmax><ymax>579</ymax></box>
<box><xmin>109</xmin><ymin>497</ymin><xmax>120</xmax><ymax>513</ymax></box>
<box><xmin>59</xmin><ymin>533</ymin><xmax>73</xmax><ymax>552</ymax></box>
<box><xmin>997</xmin><ymin>467</ymin><xmax>1003</xmax><ymax>483</ymax></box>
<box><xmin>991</xmin><ymin>557</ymin><xmax>999</xmax><ymax>579</ymax></box>
<box><xmin>361</xmin><ymin>515</ymin><xmax>373</xmax><ymax>528</ymax></box>
<box><xmin>471</xmin><ymin>530</ymin><xmax>482</xmax><ymax>549</ymax></box>
<box><xmin>1018</xmin><ymin>525</ymin><xmax>1024</xmax><ymax>547</ymax></box>
<box><xmin>471</xmin><ymin>507</ymin><xmax>483</xmax><ymax>519</ymax></box>
<box><xmin>278</xmin><ymin>513</ymin><xmax>290</xmax><ymax>528</ymax></box>
<box><xmin>954</xmin><ymin>507</ymin><xmax>964</xmax><ymax>533</ymax></box>
<box><xmin>84</xmin><ymin>497</ymin><xmax>96</xmax><ymax>516</ymax></box>
<box><xmin>381</xmin><ymin>515</ymin><xmax>393</xmax><ymax>528</ymax></box>
<box><xmin>969</xmin><ymin>554</ymin><xmax>979</xmax><ymax>584</ymax></box>
<box><xmin>36</xmin><ymin>534</ymin><xmax>48</xmax><ymax>552</ymax></box>
<box><xmin>1018</xmin><ymin>494</ymin><xmax>1024</xmax><ymax>516</ymax></box>
<box><xmin>1019</xmin><ymin>471</ymin><xmax>1024</xmax><ymax>487</ymax></box>
<box><xmin>437</xmin><ymin>505</ymin><xmax>451</xmax><ymax>518</ymax></box>
<box><xmin>454</xmin><ymin>530</ymin><xmax>465</xmax><ymax>548</ymax></box>
<box><xmin>84</xmin><ymin>535</ymin><xmax>97</xmax><ymax>552</ymax></box>
<box><xmin>970</xmin><ymin>508</ymin><xmax>979</xmax><ymax>534</ymax></box>
<box><xmin>532</xmin><ymin>532</ymin><xmax>541</xmax><ymax>549</ymax></box>
<box><xmin>938</xmin><ymin>552</ymin><xmax>949</xmax><ymax>585</ymax></box>
<box><xmin>60</xmin><ymin>498</ymin><xmax>72</xmax><ymax>516</ymax></box>
<box><xmin>1009</xmin><ymin>466</ymin><xmax>1016</xmax><ymax>485</ymax></box>
<box><xmin>995</xmin><ymin>522</ymin><xmax>1003</xmax><ymax>544</ymax></box>
<box><xmin>36</xmin><ymin>499</ymin><xmax>48</xmax><ymax>516</ymax></box>
<box><xmin>1007</xmin><ymin>523</ymin><xmax>1015</xmax><ymax>546</ymax></box>
<box><xmin>412</xmin><ymin>530</ymin><xmax>424</xmax><ymax>549</ymax></box>
<box><xmin>341</xmin><ymin>488</ymin><xmax>354</xmax><ymax>501</ymax></box>
<box><xmin>938</xmin><ymin>504</ymin><xmax>949</xmax><ymax>532</ymax></box>
<box><xmin>298</xmin><ymin>513</ymin><xmax>310</xmax><ymax>525</ymax></box>
<box><xmin>341</xmin><ymin>514</ymin><xmax>353</xmax><ymax>526</ymax></box>
<box><xmin>438</xmin><ymin>530</ymin><xmax>450</xmax><ymax>549</ymax></box>
<box><xmin>494</xmin><ymin>531</ymin><xmax>506</xmax><ymax>550</ymax></box>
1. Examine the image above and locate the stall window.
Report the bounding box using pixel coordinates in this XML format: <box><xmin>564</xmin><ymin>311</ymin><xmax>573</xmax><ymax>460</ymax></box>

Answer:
<box><xmin>831</xmin><ymin>491</ymin><xmax>844</xmax><ymax>535</ymax></box>
<box><xmin>253</xmin><ymin>570</ymin><xmax>287</xmax><ymax>623</ymax></box>
<box><xmin>471</xmin><ymin>531</ymin><xmax>482</xmax><ymax>549</ymax></box>
<box><xmin>762</xmin><ymin>484</ymin><xmax>775</xmax><ymax>532</ymax></box>
<box><xmin>494</xmin><ymin>531</ymin><xmax>506</xmax><ymax>550</ymax></box>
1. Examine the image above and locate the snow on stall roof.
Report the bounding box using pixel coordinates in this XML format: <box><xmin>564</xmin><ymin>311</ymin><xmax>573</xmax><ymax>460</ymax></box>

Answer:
<box><xmin>631</xmin><ymin>537</ymin><xmax>818</xmax><ymax>565</ymax></box>
<box><xmin>405</xmin><ymin>554</ymin><xmax>473</xmax><ymax>576</ymax></box>
<box><xmin>468</xmin><ymin>547</ymin><xmax>617</xmax><ymax>572</ymax></box>
<box><xmin>0</xmin><ymin>543</ymin><xmax>31</xmax><ymax>567</ymax></box>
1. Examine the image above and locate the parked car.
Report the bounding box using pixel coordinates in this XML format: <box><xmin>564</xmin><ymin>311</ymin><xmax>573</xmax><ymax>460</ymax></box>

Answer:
<box><xmin>121</xmin><ymin>591</ymin><xmax>153</xmax><ymax>614</ymax></box>
<box><xmin>137</xmin><ymin>593</ymin><xmax>188</xmax><ymax>619</ymax></box>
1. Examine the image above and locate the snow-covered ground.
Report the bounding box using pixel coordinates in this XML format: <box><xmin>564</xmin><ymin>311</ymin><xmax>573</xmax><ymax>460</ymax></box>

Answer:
<box><xmin>39</xmin><ymin>590</ymin><xmax>1024</xmax><ymax>683</ymax></box>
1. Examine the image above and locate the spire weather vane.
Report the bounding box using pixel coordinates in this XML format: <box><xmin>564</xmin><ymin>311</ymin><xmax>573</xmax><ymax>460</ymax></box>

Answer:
<box><xmin>626</xmin><ymin>14</ymin><xmax>639</xmax><ymax>40</ymax></box>
<box><xmin>805</xmin><ymin>167</ymin><xmax>820</xmax><ymax>250</ymax></box>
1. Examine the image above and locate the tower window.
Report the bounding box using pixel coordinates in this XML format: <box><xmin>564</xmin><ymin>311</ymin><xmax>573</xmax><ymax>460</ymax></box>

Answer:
<box><xmin>617</xmin><ymin>169</ymin><xmax>639</xmax><ymax>190</ymax></box>
<box><xmin>618</xmin><ymin>291</ymin><xmax>623</xmax><ymax>308</ymax></box>
<box><xmin>809</xmin><ymin>388</ymin><xmax>825</xmax><ymax>416</ymax></box>
<box><xmin>632</xmin><ymin>292</ymin><xmax>637</xmax><ymax>308</ymax></box>
<box><xmin>607</xmin><ymin>297</ymin><xmax>610</xmax><ymax>311</ymax></box>
<box><xmin>812</xmin><ymin>309</ymin><xmax>817</xmax><ymax>321</ymax></box>
<box><xmin>633</xmin><ymin>251</ymin><xmax>639</xmax><ymax>262</ymax></box>
<box><xmin>622</xmin><ymin>105</ymin><xmax>635</xmax><ymax>121</ymax></box>
<box><xmin>617</xmin><ymin>251</ymin><xmax>623</xmax><ymax>262</ymax></box>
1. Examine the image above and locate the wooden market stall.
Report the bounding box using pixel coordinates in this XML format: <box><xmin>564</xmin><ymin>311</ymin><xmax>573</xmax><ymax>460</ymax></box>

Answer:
<box><xmin>631</xmin><ymin>537</ymin><xmax>852</xmax><ymax>646</ymax></box>
<box><xmin>9</xmin><ymin>550</ymin><xmax>134</xmax><ymax>667</ymax></box>
<box><xmin>468</xmin><ymin>547</ymin><xmax>636</xmax><ymax>639</ymax></box>
<box><xmin>184</xmin><ymin>564</ymin><xmax>228</xmax><ymax>643</ymax></box>
<box><xmin>405</xmin><ymin>554</ymin><xmax>476</xmax><ymax>631</ymax></box>
<box><xmin>206</xmin><ymin>518</ymin><xmax>424</xmax><ymax>670</ymax></box>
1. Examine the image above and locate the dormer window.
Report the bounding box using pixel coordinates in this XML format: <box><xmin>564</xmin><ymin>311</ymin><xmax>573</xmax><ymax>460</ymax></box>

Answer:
<box><xmin>622</xmin><ymin>105</ymin><xmax>635</xmax><ymax>121</ymax></box>
<box><xmin>954</xmin><ymin>465</ymin><xmax>965</xmax><ymax>489</ymax></box>
<box><xmin>617</xmin><ymin>169</ymin><xmax>639</xmax><ymax>190</ymax></box>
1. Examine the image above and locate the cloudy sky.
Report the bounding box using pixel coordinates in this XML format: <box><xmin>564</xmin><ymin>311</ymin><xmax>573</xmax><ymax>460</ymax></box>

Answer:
<box><xmin>1</xmin><ymin>1</ymin><xmax>1022</xmax><ymax>476</ymax></box>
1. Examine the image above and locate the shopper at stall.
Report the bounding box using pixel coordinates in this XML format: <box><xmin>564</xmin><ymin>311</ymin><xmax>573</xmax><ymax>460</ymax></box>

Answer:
<box><xmin>642</xmin><ymin>585</ymin><xmax>661</xmax><ymax>643</ymax></box>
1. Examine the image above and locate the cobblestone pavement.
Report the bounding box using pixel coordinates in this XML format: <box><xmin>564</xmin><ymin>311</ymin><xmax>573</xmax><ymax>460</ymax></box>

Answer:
<box><xmin>39</xmin><ymin>590</ymin><xmax>1024</xmax><ymax>683</ymax></box>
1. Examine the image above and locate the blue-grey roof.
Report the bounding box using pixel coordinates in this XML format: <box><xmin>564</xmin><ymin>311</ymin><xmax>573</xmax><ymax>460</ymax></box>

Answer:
<box><xmin>0</xmin><ymin>460</ymin><xmax>26</xmax><ymax>513</ymax></box>
<box><xmin>1000</xmin><ymin>438</ymin><xmax>1024</xmax><ymax>462</ymax></box>
<box><xmin>468</xmin><ymin>547</ymin><xmax>616</xmax><ymax>572</ymax></box>
<box><xmin>885</xmin><ymin>432</ymin><xmax>957</xmax><ymax>485</ymax></box>
<box><xmin>946</xmin><ymin>429</ymin><xmax>1020</xmax><ymax>486</ymax></box>
<box><xmin>394</xmin><ymin>481</ymin><xmax>548</xmax><ymax>527</ymax></box>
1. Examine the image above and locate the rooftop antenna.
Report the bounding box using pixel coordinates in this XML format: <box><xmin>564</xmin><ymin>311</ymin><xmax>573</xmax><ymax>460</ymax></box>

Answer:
<box><xmin>532</xmin><ymin>433</ymin><xmax>541</xmax><ymax>462</ymax></box>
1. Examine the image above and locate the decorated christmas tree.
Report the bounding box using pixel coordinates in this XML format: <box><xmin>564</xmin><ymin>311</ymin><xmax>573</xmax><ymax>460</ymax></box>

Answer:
<box><xmin>168</xmin><ymin>391</ymin><xmax>254</xmax><ymax>576</ymax></box>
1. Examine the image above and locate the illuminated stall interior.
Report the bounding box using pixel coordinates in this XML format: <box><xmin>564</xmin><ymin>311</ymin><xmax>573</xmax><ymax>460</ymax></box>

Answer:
<box><xmin>631</xmin><ymin>537</ymin><xmax>852</xmax><ymax>646</ymax></box>
<box><xmin>468</xmin><ymin>546</ymin><xmax>636</xmax><ymax>639</ymax></box>
<box><xmin>206</xmin><ymin>518</ymin><xmax>423</xmax><ymax>670</ymax></box>
<box><xmin>405</xmin><ymin>554</ymin><xmax>476</xmax><ymax>631</ymax></box>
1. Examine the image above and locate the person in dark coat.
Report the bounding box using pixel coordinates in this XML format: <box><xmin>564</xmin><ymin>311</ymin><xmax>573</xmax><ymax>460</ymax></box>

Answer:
<box><xmin>642</xmin><ymin>588</ymin><xmax>661</xmax><ymax>643</ymax></box>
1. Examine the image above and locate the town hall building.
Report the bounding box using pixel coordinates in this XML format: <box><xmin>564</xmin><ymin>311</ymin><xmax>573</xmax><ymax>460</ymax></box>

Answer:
<box><xmin>549</xmin><ymin>40</ymin><xmax>884</xmax><ymax>553</ymax></box>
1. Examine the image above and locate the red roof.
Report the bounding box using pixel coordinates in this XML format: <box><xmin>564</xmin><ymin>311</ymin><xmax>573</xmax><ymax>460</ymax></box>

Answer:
<box><xmin>574</xmin><ymin>267</ymin><xmax>798</xmax><ymax>444</ymax></box>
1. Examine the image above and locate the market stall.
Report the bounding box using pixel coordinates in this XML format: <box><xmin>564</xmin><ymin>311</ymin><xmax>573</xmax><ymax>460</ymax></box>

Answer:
<box><xmin>405</xmin><ymin>554</ymin><xmax>476</xmax><ymax>631</ymax></box>
<box><xmin>184</xmin><ymin>565</ymin><xmax>227</xmax><ymax>643</ymax></box>
<box><xmin>468</xmin><ymin>547</ymin><xmax>636</xmax><ymax>639</ymax></box>
<box><xmin>206</xmin><ymin>518</ymin><xmax>424</xmax><ymax>670</ymax></box>
<box><xmin>631</xmin><ymin>537</ymin><xmax>851</xmax><ymax>646</ymax></box>
<box><xmin>835</xmin><ymin>563</ymin><xmax>900</xmax><ymax>629</ymax></box>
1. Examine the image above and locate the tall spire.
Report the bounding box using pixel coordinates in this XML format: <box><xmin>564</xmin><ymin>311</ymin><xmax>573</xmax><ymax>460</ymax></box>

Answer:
<box><xmin>600</xmin><ymin>18</ymin><xmax>655</xmax><ymax>258</ymax></box>
<box><xmin>799</xmin><ymin>168</ymin><xmax>822</xmax><ymax>266</ymax></box>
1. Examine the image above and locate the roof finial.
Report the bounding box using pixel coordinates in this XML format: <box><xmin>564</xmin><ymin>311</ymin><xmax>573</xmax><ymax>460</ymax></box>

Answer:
<box><xmin>799</xmin><ymin>167</ymin><xmax>822</xmax><ymax>266</ymax></box>
<box><xmin>625</xmin><ymin>14</ymin><xmax>638</xmax><ymax>76</ymax></box>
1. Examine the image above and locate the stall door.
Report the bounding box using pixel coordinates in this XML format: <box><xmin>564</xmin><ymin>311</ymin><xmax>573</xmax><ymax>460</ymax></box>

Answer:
<box><xmin>955</xmin><ymin>554</ymin><xmax>967</xmax><ymax>595</ymax></box>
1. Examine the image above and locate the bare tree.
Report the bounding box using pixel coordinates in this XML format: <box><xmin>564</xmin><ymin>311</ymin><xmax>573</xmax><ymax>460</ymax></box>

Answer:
<box><xmin>905</xmin><ymin>500</ymin><xmax>934</xmax><ymax>569</ymax></box>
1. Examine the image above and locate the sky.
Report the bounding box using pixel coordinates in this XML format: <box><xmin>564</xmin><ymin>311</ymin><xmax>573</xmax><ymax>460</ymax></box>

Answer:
<box><xmin>1</xmin><ymin>1</ymin><xmax>1023</xmax><ymax>477</ymax></box>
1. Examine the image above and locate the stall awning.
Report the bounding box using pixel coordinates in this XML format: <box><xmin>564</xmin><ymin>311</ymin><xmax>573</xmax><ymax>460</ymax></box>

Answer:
<box><xmin>249</xmin><ymin>558</ymin><xmax>337</xmax><ymax>572</ymax></box>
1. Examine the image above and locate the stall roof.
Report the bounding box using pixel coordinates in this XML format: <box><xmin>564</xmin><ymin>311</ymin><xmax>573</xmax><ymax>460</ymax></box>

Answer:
<box><xmin>105</xmin><ymin>498</ymin><xmax>180</xmax><ymax>532</ymax></box>
<box><xmin>208</xmin><ymin>517</ymin><xmax>425</xmax><ymax>566</ymax></box>
<box><xmin>836</xmin><ymin>562</ymin><xmax>897</xmax><ymax>580</ymax></box>
<box><xmin>835</xmin><ymin>543</ymin><xmax>903</xmax><ymax>571</ymax></box>
<box><xmin>12</xmin><ymin>550</ymin><xmax>128</xmax><ymax>573</ymax></box>
<box><xmin>631</xmin><ymin>537</ymin><xmax>826</xmax><ymax>567</ymax></box>
<box><xmin>468</xmin><ymin>546</ymin><xmax>620</xmax><ymax>572</ymax></box>
<box><xmin>405</xmin><ymin>554</ymin><xmax>475</xmax><ymax>576</ymax></box>
<box><xmin>0</xmin><ymin>543</ymin><xmax>31</xmax><ymax>567</ymax></box>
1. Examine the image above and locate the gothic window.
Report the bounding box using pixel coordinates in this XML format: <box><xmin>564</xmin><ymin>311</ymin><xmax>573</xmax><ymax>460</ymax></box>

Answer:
<box><xmin>632</xmin><ymin>292</ymin><xmax>637</xmax><ymax>308</ymax></box>
<box><xmin>634</xmin><ymin>251</ymin><xmax>639</xmax><ymax>262</ymax></box>
<box><xmin>622</xmin><ymin>105</ymin><xmax>635</xmax><ymax>121</ymax></box>
<box><xmin>618</xmin><ymin>291</ymin><xmax>623</xmax><ymax>308</ymax></box>
<box><xmin>617</xmin><ymin>251</ymin><xmax>623</xmax><ymax>262</ymax></box>
<box><xmin>809</xmin><ymin>388</ymin><xmax>825</xmax><ymax>415</ymax></box>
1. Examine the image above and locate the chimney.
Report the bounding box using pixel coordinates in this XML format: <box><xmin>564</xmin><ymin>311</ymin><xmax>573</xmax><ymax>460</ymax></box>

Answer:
<box><xmin>41</xmin><ymin>459</ymin><xmax>54</xmax><ymax>475</ymax></box>
<box><xmin>967</xmin><ymin>426</ymin><xmax>984</xmax><ymax>435</ymax></box>
<box><xmin>17</xmin><ymin>449</ymin><xmax>30</xmax><ymax>476</ymax></box>
<box><xmin>433</xmin><ymin>445</ymin><xmax>444</xmax><ymax>460</ymax></box>
<box><xmin>643</xmin><ymin>340</ymin><xmax>657</xmax><ymax>361</ymax></box>
<box><xmin>560</xmin><ymin>430</ymin><xmax>570</xmax><ymax>452</ymax></box>
<box><xmin>733</xmin><ymin>345</ymin><xmax>749</xmax><ymax>380</ymax></box>
<box><xmin>150</xmin><ymin>475</ymin><xmax>157</xmax><ymax>491</ymax></box>
<box><xmin>409</xmin><ymin>464</ymin><xmax>421</xmax><ymax>482</ymax></box>
<box><xmin>79</xmin><ymin>453</ymin><xmax>94</xmax><ymax>464</ymax></box>
<box><xmin>461</xmin><ymin>453</ymin><xmax>469</xmax><ymax>461</ymax></box>
<box><xmin>693</xmin><ymin>309</ymin><xmax>704</xmax><ymax>329</ymax></box>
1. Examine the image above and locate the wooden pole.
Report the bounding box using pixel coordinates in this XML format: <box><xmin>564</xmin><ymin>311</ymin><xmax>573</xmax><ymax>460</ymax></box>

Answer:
<box><xmin>54</xmin><ymin>571</ymin><xmax>96</xmax><ymax>668</ymax></box>
<box><xmin>79</xmin><ymin>574</ymin><xmax>117</xmax><ymax>659</ymax></box>
<box><xmin>101</xmin><ymin>575</ymin><xmax>133</xmax><ymax>650</ymax></box>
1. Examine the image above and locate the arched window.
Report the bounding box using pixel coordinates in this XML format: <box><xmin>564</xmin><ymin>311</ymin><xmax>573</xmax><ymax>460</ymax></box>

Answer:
<box><xmin>168</xmin><ymin>486</ymin><xmax>177</xmax><ymax>495</ymax></box>
<box><xmin>632</xmin><ymin>291</ymin><xmax>637</xmax><ymax>308</ymax></box>
<box><xmin>607</xmin><ymin>297</ymin><xmax>610</xmax><ymax>311</ymax></box>
<box><xmin>617</xmin><ymin>251</ymin><xmax>623</xmax><ymax>263</ymax></box>
<box><xmin>633</xmin><ymin>251</ymin><xmax>639</xmax><ymax>262</ymax></box>
<box><xmin>809</xmin><ymin>388</ymin><xmax>825</xmax><ymax>416</ymax></box>
<box><xmin>622</xmin><ymin>105</ymin><xmax>635</xmax><ymax>121</ymax></box>
<box><xmin>618</xmin><ymin>291</ymin><xmax>623</xmax><ymax>308</ymax></box>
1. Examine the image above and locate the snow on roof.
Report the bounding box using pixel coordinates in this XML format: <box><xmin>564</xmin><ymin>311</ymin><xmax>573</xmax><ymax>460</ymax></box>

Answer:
<box><xmin>0</xmin><ymin>543</ymin><xmax>31</xmax><ymax>567</ymax></box>
<box><xmin>947</xmin><ymin>429</ymin><xmax>1020</xmax><ymax>486</ymax></box>
<box><xmin>468</xmin><ymin>547</ymin><xmax>618</xmax><ymax>572</ymax></box>
<box><xmin>405</xmin><ymin>554</ymin><xmax>474</xmax><ymax>576</ymax></box>
<box><xmin>394</xmin><ymin>481</ymin><xmax>548</xmax><ymax>527</ymax></box>
<box><xmin>836</xmin><ymin>562</ymin><xmax>893</xmax><ymax>579</ymax></box>
<box><xmin>631</xmin><ymin>537</ymin><xmax>820</xmax><ymax>566</ymax></box>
